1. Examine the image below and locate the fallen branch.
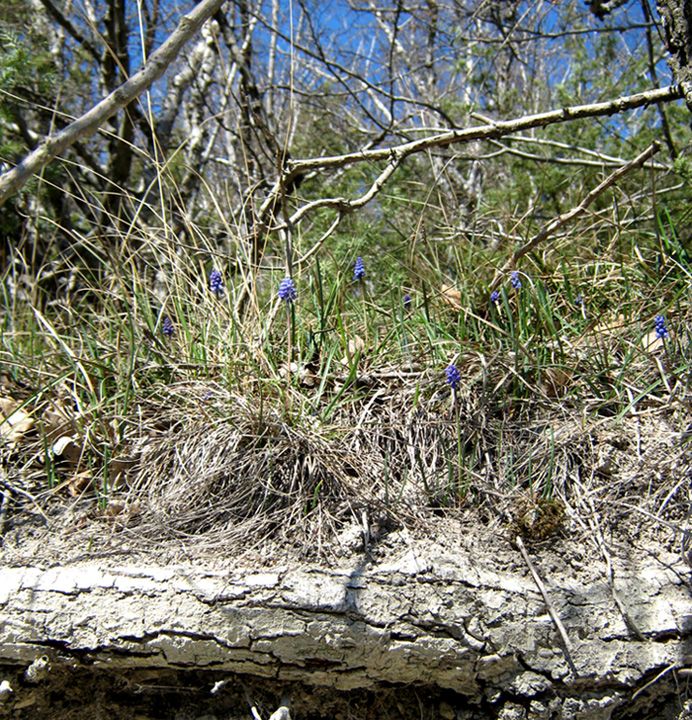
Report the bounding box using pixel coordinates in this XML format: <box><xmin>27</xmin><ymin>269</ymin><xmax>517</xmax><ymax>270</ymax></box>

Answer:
<box><xmin>256</xmin><ymin>86</ymin><xmax>679</xmax><ymax>241</ymax></box>
<box><xmin>286</xmin><ymin>87</ymin><xmax>679</xmax><ymax>176</ymax></box>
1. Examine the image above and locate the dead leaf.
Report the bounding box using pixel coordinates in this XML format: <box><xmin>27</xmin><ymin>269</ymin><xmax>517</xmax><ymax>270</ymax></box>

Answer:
<box><xmin>542</xmin><ymin>368</ymin><xmax>575</xmax><ymax>397</ymax></box>
<box><xmin>41</xmin><ymin>400</ymin><xmax>76</xmax><ymax>440</ymax></box>
<box><xmin>68</xmin><ymin>470</ymin><xmax>93</xmax><ymax>497</ymax></box>
<box><xmin>51</xmin><ymin>435</ymin><xmax>82</xmax><ymax>466</ymax></box>
<box><xmin>299</xmin><ymin>366</ymin><xmax>317</xmax><ymax>388</ymax></box>
<box><xmin>105</xmin><ymin>500</ymin><xmax>125</xmax><ymax>517</ymax></box>
<box><xmin>441</xmin><ymin>284</ymin><xmax>462</xmax><ymax>310</ymax></box>
<box><xmin>0</xmin><ymin>397</ymin><xmax>34</xmax><ymax>445</ymax></box>
<box><xmin>279</xmin><ymin>358</ymin><xmax>320</xmax><ymax>387</ymax></box>
<box><xmin>348</xmin><ymin>335</ymin><xmax>365</xmax><ymax>355</ymax></box>
<box><xmin>279</xmin><ymin>361</ymin><xmax>300</xmax><ymax>378</ymax></box>
<box><xmin>341</xmin><ymin>335</ymin><xmax>366</xmax><ymax>366</ymax></box>
<box><xmin>591</xmin><ymin>314</ymin><xmax>627</xmax><ymax>340</ymax></box>
<box><xmin>108</xmin><ymin>458</ymin><xmax>134</xmax><ymax>484</ymax></box>
<box><xmin>104</xmin><ymin>499</ymin><xmax>140</xmax><ymax>523</ymax></box>
<box><xmin>641</xmin><ymin>328</ymin><xmax>670</xmax><ymax>352</ymax></box>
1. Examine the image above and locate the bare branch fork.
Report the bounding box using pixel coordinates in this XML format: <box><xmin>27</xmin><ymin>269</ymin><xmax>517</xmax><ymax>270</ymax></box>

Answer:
<box><xmin>0</xmin><ymin>45</ymin><xmax>680</xmax><ymax>255</ymax></box>
<box><xmin>257</xmin><ymin>85</ymin><xmax>681</xmax><ymax>237</ymax></box>
<box><xmin>488</xmin><ymin>141</ymin><xmax>661</xmax><ymax>292</ymax></box>
<box><xmin>290</xmin><ymin>86</ymin><xmax>680</xmax><ymax>175</ymax></box>
<box><xmin>0</xmin><ymin>0</ymin><xmax>226</xmax><ymax>207</ymax></box>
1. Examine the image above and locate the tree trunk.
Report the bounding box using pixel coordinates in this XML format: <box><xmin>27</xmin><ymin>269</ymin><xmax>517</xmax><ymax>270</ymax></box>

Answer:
<box><xmin>658</xmin><ymin>0</ymin><xmax>692</xmax><ymax>108</ymax></box>
<box><xmin>1</xmin><ymin>536</ymin><xmax>691</xmax><ymax>719</ymax></box>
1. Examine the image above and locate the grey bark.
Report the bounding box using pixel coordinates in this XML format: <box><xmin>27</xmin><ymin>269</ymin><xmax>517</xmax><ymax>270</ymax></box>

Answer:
<box><xmin>255</xmin><ymin>84</ymin><xmax>683</xmax><ymax>238</ymax></box>
<box><xmin>658</xmin><ymin>0</ymin><xmax>692</xmax><ymax>108</ymax></box>
<box><xmin>1</xmin><ymin>540</ymin><xmax>691</xmax><ymax>718</ymax></box>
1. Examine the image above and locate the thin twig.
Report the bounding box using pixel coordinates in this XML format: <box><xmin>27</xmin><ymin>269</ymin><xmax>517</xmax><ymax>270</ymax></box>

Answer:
<box><xmin>296</xmin><ymin>213</ymin><xmax>343</xmax><ymax>265</ymax></box>
<box><xmin>631</xmin><ymin>662</ymin><xmax>676</xmax><ymax>700</ymax></box>
<box><xmin>489</xmin><ymin>141</ymin><xmax>661</xmax><ymax>291</ymax></box>
<box><xmin>495</xmin><ymin>132</ymin><xmax>668</xmax><ymax>169</ymax></box>
<box><xmin>515</xmin><ymin>535</ymin><xmax>577</xmax><ymax>672</ymax></box>
<box><xmin>0</xmin><ymin>478</ymin><xmax>48</xmax><ymax>523</ymax></box>
<box><xmin>242</xmin><ymin>684</ymin><xmax>263</xmax><ymax>720</ymax></box>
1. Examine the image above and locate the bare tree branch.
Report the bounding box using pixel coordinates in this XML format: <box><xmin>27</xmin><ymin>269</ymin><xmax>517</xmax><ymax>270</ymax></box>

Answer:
<box><xmin>289</xmin><ymin>85</ymin><xmax>681</xmax><ymax>176</ymax></box>
<box><xmin>483</xmin><ymin>138</ymin><xmax>668</xmax><ymax>170</ymax></box>
<box><xmin>256</xmin><ymin>85</ymin><xmax>682</xmax><ymax>236</ymax></box>
<box><xmin>0</xmin><ymin>0</ymin><xmax>226</xmax><ymax>207</ymax></box>
<box><xmin>36</xmin><ymin>0</ymin><xmax>101</xmax><ymax>62</ymax></box>
<box><xmin>640</xmin><ymin>0</ymin><xmax>676</xmax><ymax>158</ymax></box>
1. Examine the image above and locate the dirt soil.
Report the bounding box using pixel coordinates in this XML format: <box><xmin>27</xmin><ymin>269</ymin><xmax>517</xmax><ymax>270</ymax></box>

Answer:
<box><xmin>1</xmin><ymin>508</ymin><xmax>691</xmax><ymax>720</ymax></box>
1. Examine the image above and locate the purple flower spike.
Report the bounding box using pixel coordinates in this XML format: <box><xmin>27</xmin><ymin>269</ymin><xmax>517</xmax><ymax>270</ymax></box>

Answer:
<box><xmin>654</xmin><ymin>315</ymin><xmax>669</xmax><ymax>340</ymax></box>
<box><xmin>445</xmin><ymin>364</ymin><xmax>461</xmax><ymax>392</ymax></box>
<box><xmin>278</xmin><ymin>277</ymin><xmax>297</xmax><ymax>302</ymax></box>
<box><xmin>353</xmin><ymin>257</ymin><xmax>365</xmax><ymax>281</ymax></box>
<box><xmin>209</xmin><ymin>269</ymin><xmax>223</xmax><ymax>297</ymax></box>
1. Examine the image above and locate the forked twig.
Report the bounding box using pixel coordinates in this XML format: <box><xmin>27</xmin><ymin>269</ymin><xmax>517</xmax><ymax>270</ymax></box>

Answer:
<box><xmin>255</xmin><ymin>88</ymin><xmax>677</xmax><ymax>246</ymax></box>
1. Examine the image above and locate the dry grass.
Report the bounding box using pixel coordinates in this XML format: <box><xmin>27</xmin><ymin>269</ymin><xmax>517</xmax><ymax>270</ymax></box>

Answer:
<box><xmin>82</xmin><ymin>350</ymin><xmax>691</xmax><ymax>560</ymax></box>
<box><xmin>1</xmin><ymin>153</ymin><xmax>692</xmax><ymax>566</ymax></box>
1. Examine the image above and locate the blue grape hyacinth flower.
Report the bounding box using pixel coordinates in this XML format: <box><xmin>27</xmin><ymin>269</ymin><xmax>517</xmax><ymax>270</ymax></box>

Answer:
<box><xmin>353</xmin><ymin>257</ymin><xmax>365</xmax><ymax>281</ymax></box>
<box><xmin>278</xmin><ymin>276</ymin><xmax>297</xmax><ymax>302</ymax></box>
<box><xmin>490</xmin><ymin>290</ymin><xmax>500</xmax><ymax>304</ymax></box>
<box><xmin>654</xmin><ymin>314</ymin><xmax>669</xmax><ymax>340</ymax></box>
<box><xmin>209</xmin><ymin>269</ymin><xmax>223</xmax><ymax>297</ymax></box>
<box><xmin>403</xmin><ymin>293</ymin><xmax>411</xmax><ymax>308</ymax></box>
<box><xmin>510</xmin><ymin>271</ymin><xmax>522</xmax><ymax>289</ymax></box>
<box><xmin>446</xmin><ymin>363</ymin><xmax>461</xmax><ymax>392</ymax></box>
<box><xmin>162</xmin><ymin>316</ymin><xmax>174</xmax><ymax>336</ymax></box>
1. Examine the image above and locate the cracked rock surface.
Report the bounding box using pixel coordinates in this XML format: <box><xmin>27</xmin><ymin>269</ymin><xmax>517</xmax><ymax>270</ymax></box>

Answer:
<box><xmin>1</xmin><ymin>529</ymin><xmax>692</xmax><ymax>718</ymax></box>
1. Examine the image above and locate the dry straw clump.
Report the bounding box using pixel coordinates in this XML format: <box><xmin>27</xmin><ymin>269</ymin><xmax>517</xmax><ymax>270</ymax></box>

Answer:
<box><xmin>127</xmin><ymin>384</ymin><xmax>394</xmax><ymax>553</ymax></box>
